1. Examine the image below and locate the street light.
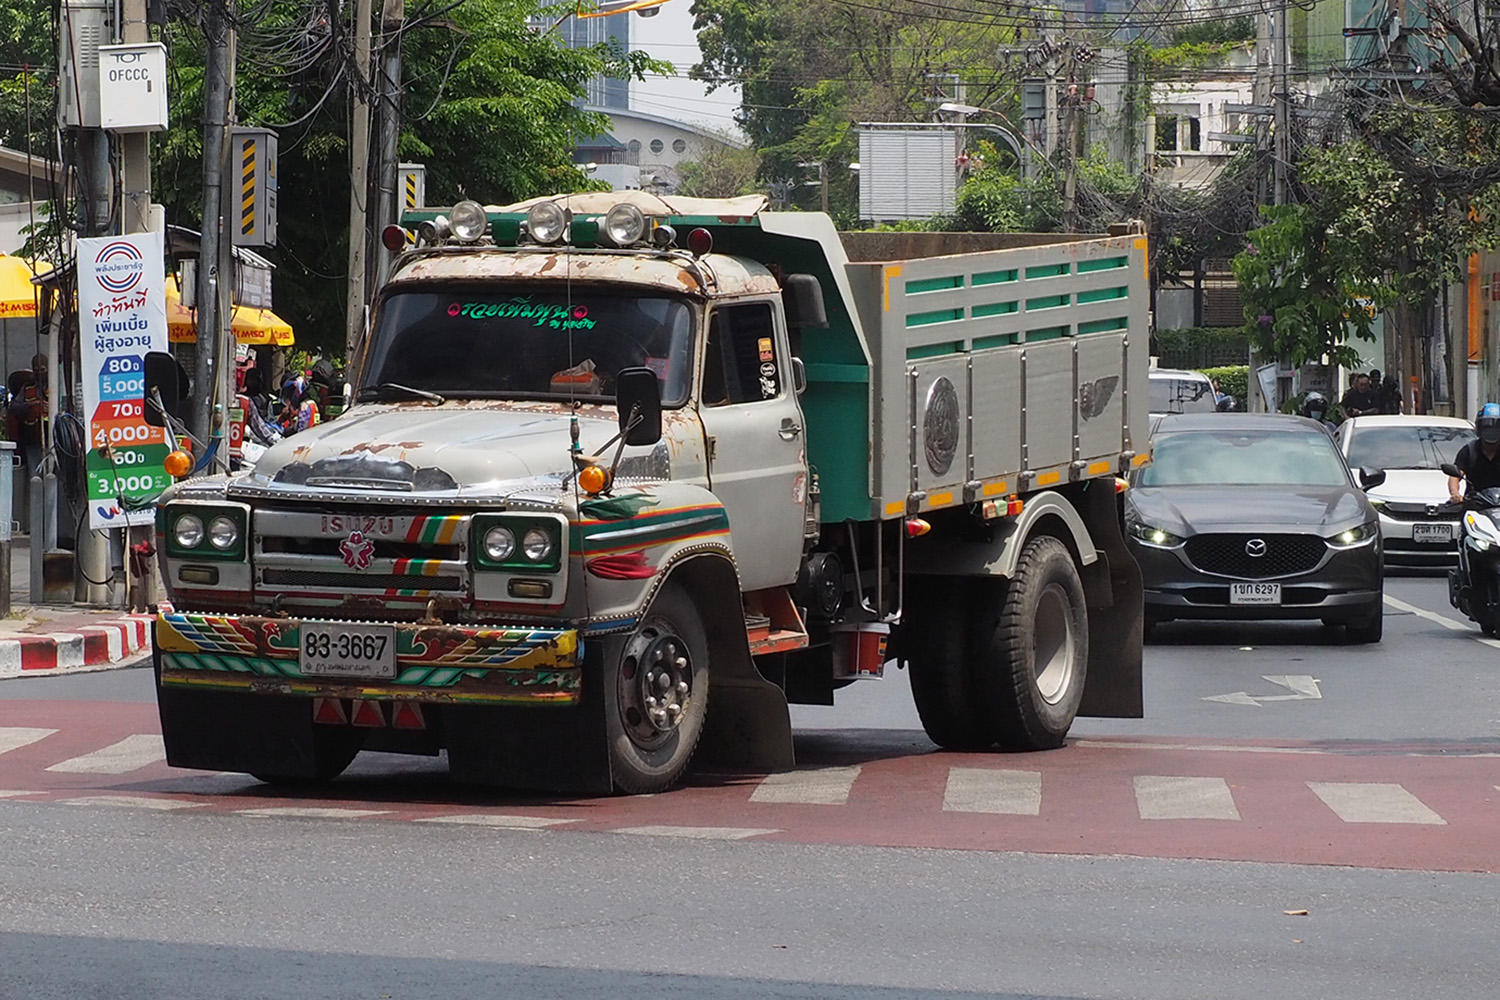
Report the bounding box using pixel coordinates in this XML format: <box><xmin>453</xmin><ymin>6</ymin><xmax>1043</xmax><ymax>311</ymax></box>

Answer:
<box><xmin>936</xmin><ymin>101</ymin><xmax>1044</xmax><ymax>179</ymax></box>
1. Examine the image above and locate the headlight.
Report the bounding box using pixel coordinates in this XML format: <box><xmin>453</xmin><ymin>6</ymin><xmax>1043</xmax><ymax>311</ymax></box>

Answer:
<box><xmin>526</xmin><ymin>202</ymin><xmax>568</xmax><ymax>244</ymax></box>
<box><xmin>603</xmin><ymin>203</ymin><xmax>647</xmax><ymax>245</ymax></box>
<box><xmin>1328</xmin><ymin>521</ymin><xmax>1379</xmax><ymax>547</ymax></box>
<box><xmin>1126</xmin><ymin>521</ymin><xmax>1184</xmax><ymax>547</ymax></box>
<box><xmin>483</xmin><ymin>525</ymin><xmax>517</xmax><ymax>562</ymax></box>
<box><xmin>522</xmin><ymin>526</ymin><xmax>554</xmax><ymax>562</ymax></box>
<box><xmin>1464</xmin><ymin>511</ymin><xmax>1500</xmax><ymax>545</ymax></box>
<box><xmin>173</xmin><ymin>514</ymin><xmax>204</xmax><ymax>549</ymax></box>
<box><xmin>207</xmin><ymin>515</ymin><xmax>239</xmax><ymax>551</ymax></box>
<box><xmin>450</xmin><ymin>200</ymin><xmax>489</xmax><ymax>242</ymax></box>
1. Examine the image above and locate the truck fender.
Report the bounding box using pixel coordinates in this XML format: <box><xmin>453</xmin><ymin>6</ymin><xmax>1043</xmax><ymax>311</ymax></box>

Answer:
<box><xmin>904</xmin><ymin>490</ymin><xmax>1098</xmax><ymax>580</ymax></box>
<box><xmin>655</xmin><ymin>553</ymin><xmax>795</xmax><ymax>773</ymax></box>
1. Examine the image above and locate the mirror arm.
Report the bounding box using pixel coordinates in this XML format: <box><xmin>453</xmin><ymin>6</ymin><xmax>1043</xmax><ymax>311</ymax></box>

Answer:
<box><xmin>150</xmin><ymin>387</ymin><xmax>206</xmax><ymax>454</ymax></box>
<box><xmin>602</xmin><ymin>405</ymin><xmax>643</xmax><ymax>493</ymax></box>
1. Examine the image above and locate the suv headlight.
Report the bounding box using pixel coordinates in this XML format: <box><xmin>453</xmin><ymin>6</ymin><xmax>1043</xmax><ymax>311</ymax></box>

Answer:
<box><xmin>1126</xmin><ymin>520</ymin><xmax>1185</xmax><ymax>547</ymax></box>
<box><xmin>1328</xmin><ymin>521</ymin><xmax>1379</xmax><ymax>547</ymax></box>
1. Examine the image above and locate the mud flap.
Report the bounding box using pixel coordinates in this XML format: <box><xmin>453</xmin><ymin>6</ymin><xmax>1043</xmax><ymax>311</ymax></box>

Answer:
<box><xmin>1075</xmin><ymin>481</ymin><xmax>1145</xmax><ymax>718</ymax></box>
<box><xmin>444</xmin><ymin>641</ymin><xmax>613</xmax><ymax>794</ymax></box>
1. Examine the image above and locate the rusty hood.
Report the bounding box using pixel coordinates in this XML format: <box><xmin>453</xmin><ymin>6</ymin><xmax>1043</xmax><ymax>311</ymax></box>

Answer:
<box><xmin>234</xmin><ymin>402</ymin><xmax>637</xmax><ymax>501</ymax></box>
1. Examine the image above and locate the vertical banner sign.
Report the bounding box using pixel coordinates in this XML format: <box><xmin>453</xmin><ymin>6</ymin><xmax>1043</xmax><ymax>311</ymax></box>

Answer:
<box><xmin>78</xmin><ymin>232</ymin><xmax>171</xmax><ymax>530</ymax></box>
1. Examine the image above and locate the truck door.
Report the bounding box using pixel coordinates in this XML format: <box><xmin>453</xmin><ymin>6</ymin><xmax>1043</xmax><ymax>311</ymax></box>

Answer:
<box><xmin>697</xmin><ymin>300</ymin><xmax>807</xmax><ymax>590</ymax></box>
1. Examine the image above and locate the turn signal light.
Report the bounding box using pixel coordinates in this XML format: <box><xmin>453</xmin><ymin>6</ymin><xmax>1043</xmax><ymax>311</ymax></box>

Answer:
<box><xmin>578</xmin><ymin>464</ymin><xmax>610</xmax><ymax>495</ymax></box>
<box><xmin>904</xmin><ymin>518</ymin><xmax>931</xmax><ymax>538</ymax></box>
<box><xmin>687</xmin><ymin>227</ymin><xmax>713</xmax><ymax>257</ymax></box>
<box><xmin>381</xmin><ymin>225</ymin><xmax>409</xmax><ymax>252</ymax></box>
<box><xmin>164</xmin><ymin>449</ymin><xmax>193</xmax><ymax>478</ymax></box>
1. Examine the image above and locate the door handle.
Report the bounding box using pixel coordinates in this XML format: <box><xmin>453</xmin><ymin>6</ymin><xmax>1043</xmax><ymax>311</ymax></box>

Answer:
<box><xmin>778</xmin><ymin>418</ymin><xmax>802</xmax><ymax>440</ymax></box>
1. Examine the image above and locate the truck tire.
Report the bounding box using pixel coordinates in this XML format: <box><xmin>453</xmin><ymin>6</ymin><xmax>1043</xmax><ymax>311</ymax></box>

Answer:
<box><xmin>250</xmin><ymin>727</ymin><xmax>364</xmax><ymax>785</ymax></box>
<box><xmin>904</xmin><ymin>577</ymin><xmax>991</xmax><ymax>750</ymax></box>
<box><xmin>605</xmin><ymin>583</ymin><xmax>709</xmax><ymax>794</ymax></box>
<box><xmin>971</xmin><ymin>535</ymin><xmax>1088</xmax><ymax>750</ymax></box>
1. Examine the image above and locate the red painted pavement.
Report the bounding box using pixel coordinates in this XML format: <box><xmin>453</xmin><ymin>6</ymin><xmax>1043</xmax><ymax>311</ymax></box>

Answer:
<box><xmin>2</xmin><ymin>699</ymin><xmax>1497</xmax><ymax>873</ymax></box>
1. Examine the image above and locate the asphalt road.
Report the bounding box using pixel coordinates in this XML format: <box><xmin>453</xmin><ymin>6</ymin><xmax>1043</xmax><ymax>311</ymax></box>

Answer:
<box><xmin>3</xmin><ymin>572</ymin><xmax>1498</xmax><ymax>998</ymax></box>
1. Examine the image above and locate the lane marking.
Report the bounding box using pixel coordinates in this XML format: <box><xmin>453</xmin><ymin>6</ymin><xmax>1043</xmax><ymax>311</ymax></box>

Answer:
<box><xmin>612</xmin><ymin>825</ymin><xmax>780</xmax><ymax>840</ymax></box>
<box><xmin>1204</xmin><ymin>675</ymin><xmax>1322</xmax><ymax>707</ymax></box>
<box><xmin>1074</xmin><ymin>739</ymin><xmax>1500</xmax><ymax>758</ymax></box>
<box><xmin>0</xmin><ymin>727</ymin><xmax>58</xmax><ymax>755</ymax></box>
<box><xmin>414</xmin><ymin>814</ymin><xmax>580</xmax><ymax>829</ymax></box>
<box><xmin>1384</xmin><ymin>593</ymin><xmax>1500</xmax><ymax>647</ymax></box>
<box><xmin>0</xmin><ymin>790</ymin><xmax>42</xmax><ymax>798</ymax></box>
<box><xmin>46</xmin><ymin>734</ymin><xmax>165</xmax><ymax>774</ymax></box>
<box><xmin>750</xmin><ymin>765</ymin><xmax>862</xmax><ymax>805</ymax></box>
<box><xmin>236</xmin><ymin>806</ymin><xmax>391</xmax><ymax>819</ymax></box>
<box><xmin>1307</xmin><ymin>781</ymin><xmax>1446</xmax><ymax>825</ymax></box>
<box><xmin>942</xmin><ymin>768</ymin><xmax>1041</xmax><ymax>815</ymax></box>
<box><xmin>60</xmin><ymin>795</ymin><xmax>205</xmax><ymax>811</ymax></box>
<box><xmin>1134</xmin><ymin>775</ymin><xmax>1241</xmax><ymax>820</ymax></box>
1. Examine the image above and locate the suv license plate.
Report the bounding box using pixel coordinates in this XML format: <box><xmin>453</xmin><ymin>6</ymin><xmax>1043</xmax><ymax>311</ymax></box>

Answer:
<box><xmin>1230</xmin><ymin>582</ymin><xmax>1281</xmax><ymax>605</ymax></box>
<box><xmin>1411</xmin><ymin>522</ymin><xmax>1453</xmax><ymax>544</ymax></box>
<box><xmin>299</xmin><ymin>624</ymin><xmax>397</xmax><ymax>679</ymax></box>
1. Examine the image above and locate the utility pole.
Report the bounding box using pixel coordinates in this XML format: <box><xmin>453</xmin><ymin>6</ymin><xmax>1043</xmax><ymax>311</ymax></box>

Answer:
<box><xmin>372</xmin><ymin>0</ymin><xmax>406</xmax><ymax>290</ymax></box>
<box><xmin>120</xmin><ymin>0</ymin><xmax>151</xmax><ymax>610</ymax></box>
<box><xmin>345</xmin><ymin>0</ymin><xmax>375</xmax><ymax>360</ymax></box>
<box><xmin>1271</xmin><ymin>0</ymin><xmax>1289</xmax><ymax>206</ymax></box>
<box><xmin>194</xmin><ymin>0</ymin><xmax>234</xmax><ymax>447</ymax></box>
<box><xmin>1060</xmin><ymin>51</ymin><xmax>1082</xmax><ymax>233</ymax></box>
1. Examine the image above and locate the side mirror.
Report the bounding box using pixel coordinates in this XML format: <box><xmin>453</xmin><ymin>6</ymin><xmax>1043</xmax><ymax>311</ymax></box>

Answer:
<box><xmin>783</xmin><ymin>274</ymin><xmax>828</xmax><ymax>330</ymax></box>
<box><xmin>1441</xmin><ymin>462</ymin><xmax>1462</xmax><ymax>478</ymax></box>
<box><xmin>614</xmin><ymin>367</ymin><xmax>662</xmax><ymax>447</ymax></box>
<box><xmin>142</xmin><ymin>350</ymin><xmax>188</xmax><ymax>428</ymax></box>
<box><xmin>1358</xmin><ymin>467</ymin><xmax>1386</xmax><ymax>490</ymax></box>
<box><xmin>791</xmin><ymin>356</ymin><xmax>807</xmax><ymax>395</ymax></box>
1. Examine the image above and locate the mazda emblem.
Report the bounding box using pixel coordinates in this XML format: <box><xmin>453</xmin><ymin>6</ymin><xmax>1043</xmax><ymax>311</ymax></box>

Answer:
<box><xmin>1245</xmin><ymin>538</ymin><xmax>1267</xmax><ymax>557</ymax></box>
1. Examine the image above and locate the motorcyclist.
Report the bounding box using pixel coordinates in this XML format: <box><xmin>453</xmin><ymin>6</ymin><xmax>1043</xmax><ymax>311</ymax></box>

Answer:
<box><xmin>1215</xmin><ymin>394</ymin><xmax>1239</xmax><ymax>412</ymax></box>
<box><xmin>1300</xmin><ymin>390</ymin><xmax>1336</xmax><ymax>433</ymax></box>
<box><xmin>1448</xmin><ymin>403</ymin><xmax>1500</xmax><ymax>503</ymax></box>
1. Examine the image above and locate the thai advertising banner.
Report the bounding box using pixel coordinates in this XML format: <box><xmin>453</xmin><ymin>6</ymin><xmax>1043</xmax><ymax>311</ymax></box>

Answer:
<box><xmin>78</xmin><ymin>232</ymin><xmax>171</xmax><ymax>530</ymax></box>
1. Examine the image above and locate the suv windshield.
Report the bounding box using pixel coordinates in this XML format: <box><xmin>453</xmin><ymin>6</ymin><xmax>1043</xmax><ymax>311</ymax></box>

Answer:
<box><xmin>1149</xmin><ymin>375</ymin><xmax>1216</xmax><ymax>414</ymax></box>
<box><xmin>361</xmin><ymin>286</ymin><xmax>695</xmax><ymax>404</ymax></box>
<box><xmin>1139</xmin><ymin>428</ymin><xmax>1351</xmax><ymax>487</ymax></box>
<box><xmin>1345</xmin><ymin>424</ymin><xmax>1474</xmax><ymax>470</ymax></box>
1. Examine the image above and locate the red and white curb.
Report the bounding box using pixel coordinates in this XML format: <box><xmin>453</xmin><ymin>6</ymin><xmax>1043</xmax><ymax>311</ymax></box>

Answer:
<box><xmin>0</xmin><ymin>615</ymin><xmax>154</xmax><ymax>679</ymax></box>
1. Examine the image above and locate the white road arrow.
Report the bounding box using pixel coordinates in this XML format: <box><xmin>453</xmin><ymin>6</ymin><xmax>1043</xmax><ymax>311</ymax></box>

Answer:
<box><xmin>1203</xmin><ymin>674</ymin><xmax>1323</xmax><ymax>707</ymax></box>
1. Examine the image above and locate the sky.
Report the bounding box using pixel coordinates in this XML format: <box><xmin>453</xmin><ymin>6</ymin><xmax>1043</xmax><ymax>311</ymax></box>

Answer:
<box><xmin>623</xmin><ymin>1</ymin><xmax>743</xmax><ymax>136</ymax></box>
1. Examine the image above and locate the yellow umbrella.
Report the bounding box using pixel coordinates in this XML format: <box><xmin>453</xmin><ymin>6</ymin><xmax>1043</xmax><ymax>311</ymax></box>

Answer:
<box><xmin>0</xmin><ymin>254</ymin><xmax>53</xmax><ymax>319</ymax></box>
<box><xmin>165</xmin><ymin>274</ymin><xmax>294</xmax><ymax>346</ymax></box>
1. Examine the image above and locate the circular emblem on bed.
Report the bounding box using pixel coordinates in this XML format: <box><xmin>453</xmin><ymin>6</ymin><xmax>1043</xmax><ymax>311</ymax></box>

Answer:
<box><xmin>923</xmin><ymin>377</ymin><xmax>960</xmax><ymax>476</ymax></box>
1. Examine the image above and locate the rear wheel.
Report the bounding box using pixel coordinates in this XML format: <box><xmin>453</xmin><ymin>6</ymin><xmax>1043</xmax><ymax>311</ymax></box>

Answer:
<box><xmin>971</xmin><ymin>536</ymin><xmax>1089</xmax><ymax>750</ymax></box>
<box><xmin>249</xmin><ymin>726</ymin><xmax>364</xmax><ymax>785</ymax></box>
<box><xmin>605</xmin><ymin>584</ymin><xmax>709</xmax><ymax>794</ymax></box>
<box><xmin>904</xmin><ymin>577</ymin><xmax>990</xmax><ymax>750</ymax></box>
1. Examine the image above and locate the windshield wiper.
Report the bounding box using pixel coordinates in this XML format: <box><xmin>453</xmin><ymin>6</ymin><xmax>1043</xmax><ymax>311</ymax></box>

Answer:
<box><xmin>358</xmin><ymin>382</ymin><xmax>446</xmax><ymax>405</ymax></box>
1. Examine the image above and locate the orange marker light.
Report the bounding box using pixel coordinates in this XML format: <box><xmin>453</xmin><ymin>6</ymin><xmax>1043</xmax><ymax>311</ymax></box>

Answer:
<box><xmin>163</xmin><ymin>450</ymin><xmax>193</xmax><ymax>478</ymax></box>
<box><xmin>578</xmin><ymin>464</ymin><xmax>610</xmax><ymax>495</ymax></box>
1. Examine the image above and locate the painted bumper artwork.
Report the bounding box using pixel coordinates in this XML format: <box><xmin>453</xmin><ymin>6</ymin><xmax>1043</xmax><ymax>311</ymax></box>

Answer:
<box><xmin>155</xmin><ymin>613</ymin><xmax>581</xmax><ymax>705</ymax></box>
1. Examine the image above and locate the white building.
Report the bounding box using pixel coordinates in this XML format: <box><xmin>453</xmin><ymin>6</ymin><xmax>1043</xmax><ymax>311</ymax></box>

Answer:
<box><xmin>574</xmin><ymin>106</ymin><xmax>747</xmax><ymax>193</ymax></box>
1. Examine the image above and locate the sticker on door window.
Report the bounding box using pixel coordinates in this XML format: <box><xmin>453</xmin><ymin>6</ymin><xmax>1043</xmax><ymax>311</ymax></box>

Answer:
<box><xmin>758</xmin><ymin>337</ymin><xmax>774</xmax><ymax>362</ymax></box>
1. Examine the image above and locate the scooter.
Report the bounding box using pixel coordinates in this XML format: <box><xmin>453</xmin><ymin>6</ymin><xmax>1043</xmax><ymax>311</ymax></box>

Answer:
<box><xmin>1441</xmin><ymin>462</ymin><xmax>1500</xmax><ymax>635</ymax></box>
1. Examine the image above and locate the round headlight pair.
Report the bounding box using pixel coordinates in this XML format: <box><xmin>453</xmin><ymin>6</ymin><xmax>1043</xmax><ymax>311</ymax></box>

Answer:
<box><xmin>174</xmin><ymin>513</ymin><xmax>239</xmax><ymax>551</ymax></box>
<box><xmin>483</xmin><ymin>524</ymin><xmax>554</xmax><ymax>564</ymax></box>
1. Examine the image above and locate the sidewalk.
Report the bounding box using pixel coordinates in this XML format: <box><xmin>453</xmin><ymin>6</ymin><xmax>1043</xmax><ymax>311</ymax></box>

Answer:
<box><xmin>3</xmin><ymin>535</ymin><xmax>154</xmax><ymax>679</ymax></box>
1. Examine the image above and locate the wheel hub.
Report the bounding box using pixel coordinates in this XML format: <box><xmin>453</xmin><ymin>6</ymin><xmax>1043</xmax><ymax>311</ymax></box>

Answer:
<box><xmin>618</xmin><ymin>625</ymin><xmax>693</xmax><ymax>746</ymax></box>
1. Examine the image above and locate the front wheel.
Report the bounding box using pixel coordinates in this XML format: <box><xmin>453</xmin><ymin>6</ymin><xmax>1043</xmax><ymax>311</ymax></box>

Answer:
<box><xmin>1344</xmin><ymin>602</ymin><xmax>1384</xmax><ymax>644</ymax></box>
<box><xmin>971</xmin><ymin>535</ymin><xmax>1089</xmax><ymax>750</ymax></box>
<box><xmin>605</xmin><ymin>584</ymin><xmax>710</xmax><ymax>794</ymax></box>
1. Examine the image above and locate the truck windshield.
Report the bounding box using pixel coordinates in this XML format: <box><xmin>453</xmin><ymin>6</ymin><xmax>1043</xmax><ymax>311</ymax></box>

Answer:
<box><xmin>361</xmin><ymin>286</ymin><xmax>695</xmax><ymax>404</ymax></box>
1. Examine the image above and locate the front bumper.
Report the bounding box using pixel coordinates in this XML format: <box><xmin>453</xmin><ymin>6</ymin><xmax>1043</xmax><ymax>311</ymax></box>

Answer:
<box><xmin>1129</xmin><ymin>539</ymin><xmax>1382</xmax><ymax>622</ymax></box>
<box><xmin>155</xmin><ymin>612</ymin><xmax>581</xmax><ymax>706</ymax></box>
<box><xmin>1375</xmin><ymin>508</ymin><xmax>1461</xmax><ymax>565</ymax></box>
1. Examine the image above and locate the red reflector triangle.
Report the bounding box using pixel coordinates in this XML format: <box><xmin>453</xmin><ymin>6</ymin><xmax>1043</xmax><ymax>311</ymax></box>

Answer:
<box><xmin>313</xmin><ymin>698</ymin><xmax>347</xmax><ymax>725</ymax></box>
<box><xmin>350</xmin><ymin>699</ymin><xmax>386</xmax><ymax>727</ymax></box>
<box><xmin>391</xmin><ymin>702</ymin><xmax>426</xmax><ymax>730</ymax></box>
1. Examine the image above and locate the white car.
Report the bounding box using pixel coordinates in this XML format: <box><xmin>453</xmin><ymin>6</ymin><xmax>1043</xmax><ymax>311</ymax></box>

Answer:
<box><xmin>1149</xmin><ymin>368</ymin><xmax>1218</xmax><ymax>418</ymax></box>
<box><xmin>1336</xmin><ymin>414</ymin><xmax>1475</xmax><ymax>566</ymax></box>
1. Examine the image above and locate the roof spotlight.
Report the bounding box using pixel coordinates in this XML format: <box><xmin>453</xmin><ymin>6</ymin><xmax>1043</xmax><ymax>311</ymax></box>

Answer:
<box><xmin>526</xmin><ymin>202</ymin><xmax>569</xmax><ymax>244</ymax></box>
<box><xmin>450</xmin><ymin>200</ymin><xmax>490</xmax><ymax>242</ymax></box>
<box><xmin>604</xmin><ymin>203</ymin><xmax>647</xmax><ymax>246</ymax></box>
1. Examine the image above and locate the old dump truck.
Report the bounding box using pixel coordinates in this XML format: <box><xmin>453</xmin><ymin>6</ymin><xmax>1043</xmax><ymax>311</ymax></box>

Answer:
<box><xmin>147</xmin><ymin>191</ymin><xmax>1147</xmax><ymax>794</ymax></box>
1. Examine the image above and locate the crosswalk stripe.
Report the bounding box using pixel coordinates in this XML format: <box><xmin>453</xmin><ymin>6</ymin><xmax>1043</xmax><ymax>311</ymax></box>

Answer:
<box><xmin>0</xmin><ymin>790</ymin><xmax>41</xmax><ymax>798</ymax></box>
<box><xmin>60</xmin><ymin>795</ymin><xmax>205</xmax><ymax>811</ymax></box>
<box><xmin>750</xmin><ymin>765</ymin><xmax>862</xmax><ymax>805</ymax></box>
<box><xmin>45</xmin><ymin>734</ymin><xmax>165</xmax><ymax>774</ymax></box>
<box><xmin>1134</xmin><ymin>775</ymin><xmax>1241</xmax><ymax>820</ymax></box>
<box><xmin>236</xmin><ymin>806</ymin><xmax>390</xmax><ymax>819</ymax></box>
<box><xmin>612</xmin><ymin>825</ymin><xmax>779</xmax><ymax>840</ymax></box>
<box><xmin>942</xmin><ymin>768</ymin><xmax>1042</xmax><ymax>815</ymax></box>
<box><xmin>0</xmin><ymin>727</ymin><xmax>57</xmax><ymax>755</ymax></box>
<box><xmin>1307</xmin><ymin>782</ymin><xmax>1446</xmax><ymax>825</ymax></box>
<box><xmin>414</xmin><ymin>814</ymin><xmax>580</xmax><ymax>829</ymax></box>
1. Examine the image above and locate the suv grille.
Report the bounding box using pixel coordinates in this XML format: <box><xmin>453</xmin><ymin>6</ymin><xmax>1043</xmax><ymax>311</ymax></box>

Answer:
<box><xmin>1184</xmin><ymin>533</ymin><xmax>1326</xmax><ymax>579</ymax></box>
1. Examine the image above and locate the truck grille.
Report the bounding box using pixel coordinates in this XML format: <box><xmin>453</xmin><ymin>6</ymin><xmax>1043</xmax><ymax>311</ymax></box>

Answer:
<box><xmin>1184</xmin><ymin>533</ymin><xmax>1326</xmax><ymax>579</ymax></box>
<box><xmin>253</xmin><ymin>508</ymin><xmax>471</xmax><ymax>606</ymax></box>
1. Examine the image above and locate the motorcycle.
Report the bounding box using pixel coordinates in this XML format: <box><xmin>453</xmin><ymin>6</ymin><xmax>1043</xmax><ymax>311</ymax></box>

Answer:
<box><xmin>1441</xmin><ymin>462</ymin><xmax>1500</xmax><ymax>634</ymax></box>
